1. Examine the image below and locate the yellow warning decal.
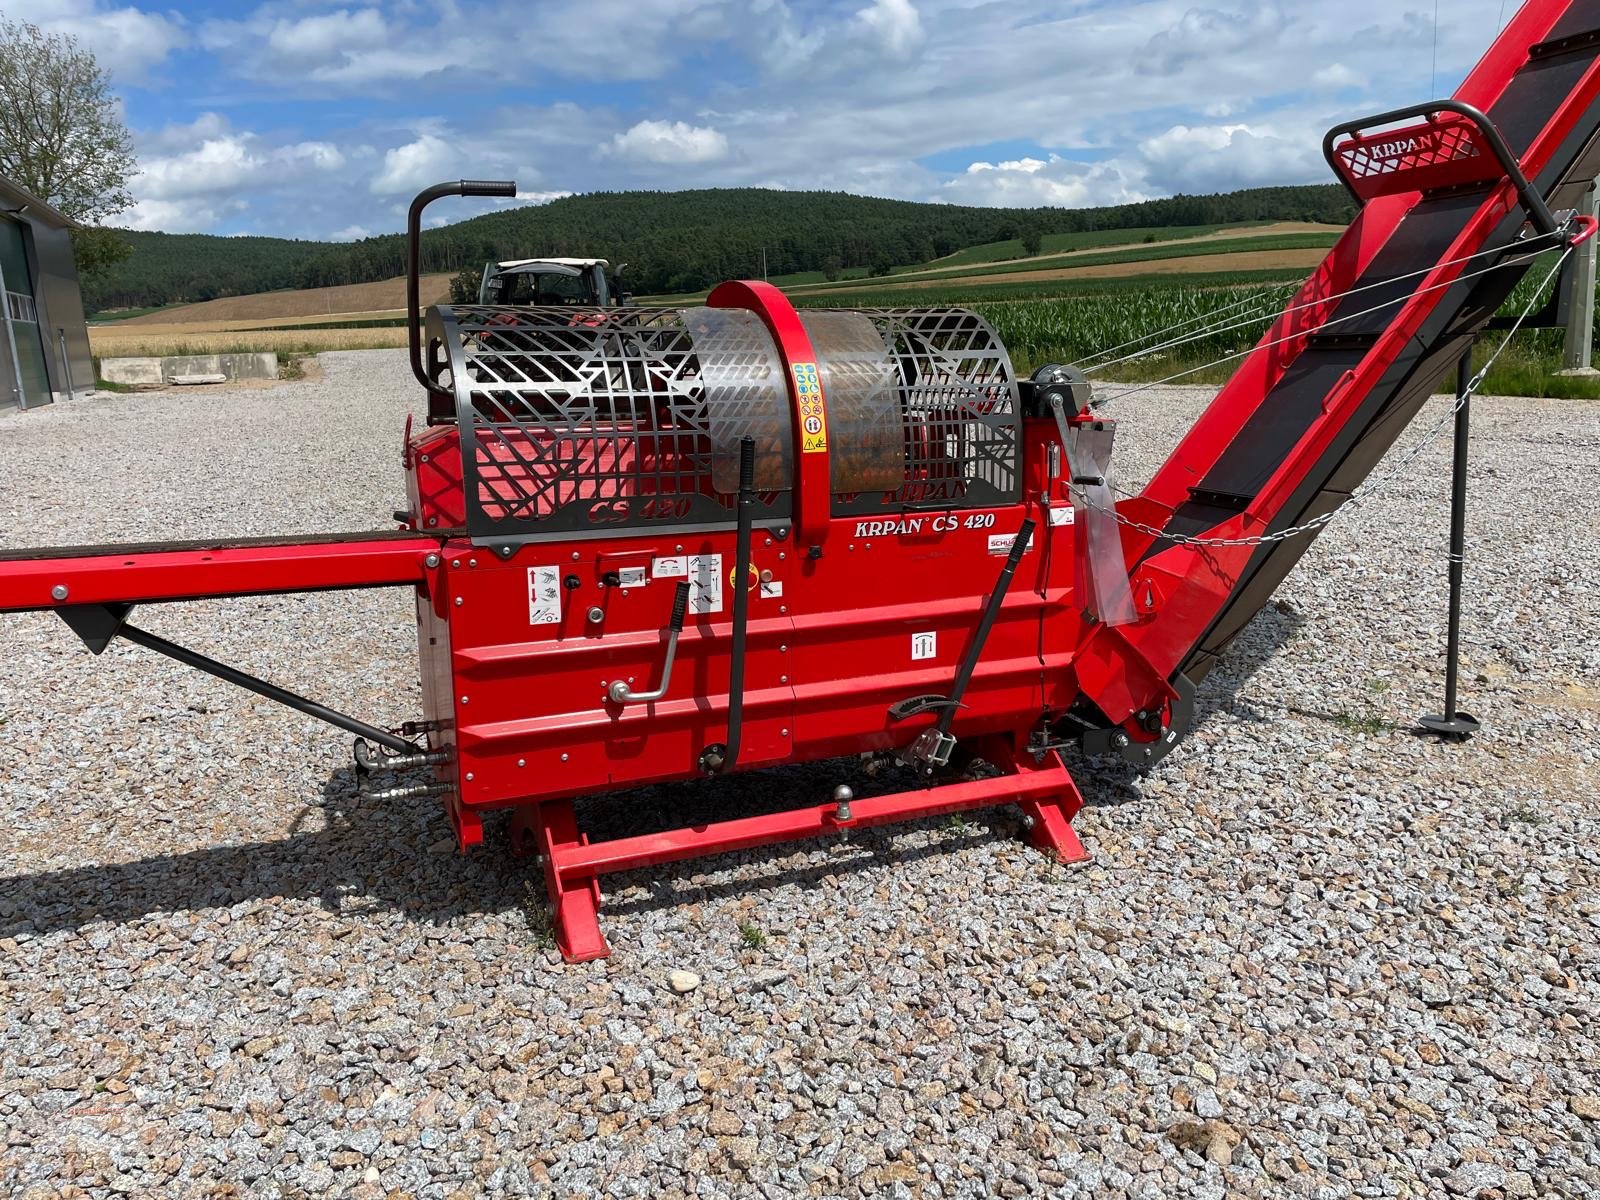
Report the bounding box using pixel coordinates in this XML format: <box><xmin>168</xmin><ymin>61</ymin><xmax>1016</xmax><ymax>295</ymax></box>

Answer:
<box><xmin>792</xmin><ymin>361</ymin><xmax>827</xmax><ymax>453</ymax></box>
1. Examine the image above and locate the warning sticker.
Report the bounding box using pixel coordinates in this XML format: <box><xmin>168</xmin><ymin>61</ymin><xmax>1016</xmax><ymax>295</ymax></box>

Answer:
<box><xmin>1049</xmin><ymin>506</ymin><xmax>1076</xmax><ymax>527</ymax></box>
<box><xmin>528</xmin><ymin>566</ymin><xmax>561</xmax><ymax>626</ymax></box>
<box><xmin>688</xmin><ymin>554</ymin><xmax>724</xmax><ymax>614</ymax></box>
<box><xmin>792</xmin><ymin>361</ymin><xmax>827</xmax><ymax>454</ymax></box>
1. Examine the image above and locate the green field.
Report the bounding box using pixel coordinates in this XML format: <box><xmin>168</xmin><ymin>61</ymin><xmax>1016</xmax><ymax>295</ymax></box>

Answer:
<box><xmin>758</xmin><ymin>221</ymin><xmax>1281</xmax><ymax>288</ymax></box>
<box><xmin>914</xmin><ymin>222</ymin><xmax>1275</xmax><ymax>269</ymax></box>
<box><xmin>786</xmin><ymin>267</ymin><xmax>1312</xmax><ymax>308</ymax></box>
<box><xmin>787</xmin><ymin>232</ymin><xmax>1338</xmax><ymax>293</ymax></box>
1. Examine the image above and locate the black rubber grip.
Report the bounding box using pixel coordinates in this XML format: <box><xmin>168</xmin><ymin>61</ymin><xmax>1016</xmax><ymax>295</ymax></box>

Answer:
<box><xmin>738</xmin><ymin>436</ymin><xmax>756</xmax><ymax>490</ymax></box>
<box><xmin>1007</xmin><ymin>518</ymin><xmax>1037</xmax><ymax>567</ymax></box>
<box><xmin>461</xmin><ymin>179</ymin><xmax>517</xmax><ymax>198</ymax></box>
<box><xmin>669</xmin><ymin>581</ymin><xmax>691</xmax><ymax>631</ymax></box>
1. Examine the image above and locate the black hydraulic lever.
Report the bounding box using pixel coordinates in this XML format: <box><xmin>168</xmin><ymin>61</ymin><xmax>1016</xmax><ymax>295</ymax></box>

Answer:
<box><xmin>907</xmin><ymin>519</ymin><xmax>1037</xmax><ymax>775</ymax></box>
<box><xmin>703</xmin><ymin>436</ymin><xmax>757</xmax><ymax>774</ymax></box>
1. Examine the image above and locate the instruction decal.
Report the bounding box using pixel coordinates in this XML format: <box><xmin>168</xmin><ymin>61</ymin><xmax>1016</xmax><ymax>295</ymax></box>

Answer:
<box><xmin>792</xmin><ymin>361</ymin><xmax>828</xmax><ymax>454</ymax></box>
<box><xmin>528</xmin><ymin>566</ymin><xmax>561</xmax><ymax>626</ymax></box>
<box><xmin>912</xmin><ymin>631</ymin><xmax>938</xmax><ymax>661</ymax></box>
<box><xmin>1049</xmin><ymin>506</ymin><xmax>1076</xmax><ymax>527</ymax></box>
<box><xmin>652</xmin><ymin>555</ymin><xmax>688</xmax><ymax>579</ymax></box>
<box><xmin>688</xmin><ymin>554</ymin><xmax>724</xmax><ymax>614</ymax></box>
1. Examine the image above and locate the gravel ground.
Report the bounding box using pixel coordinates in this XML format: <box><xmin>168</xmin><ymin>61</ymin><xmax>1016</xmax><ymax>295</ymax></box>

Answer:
<box><xmin>2</xmin><ymin>348</ymin><xmax>1598</xmax><ymax>1200</ymax></box>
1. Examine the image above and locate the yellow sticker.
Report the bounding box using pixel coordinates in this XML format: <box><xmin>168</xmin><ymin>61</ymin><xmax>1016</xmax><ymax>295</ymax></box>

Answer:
<box><xmin>792</xmin><ymin>362</ymin><xmax>827</xmax><ymax>453</ymax></box>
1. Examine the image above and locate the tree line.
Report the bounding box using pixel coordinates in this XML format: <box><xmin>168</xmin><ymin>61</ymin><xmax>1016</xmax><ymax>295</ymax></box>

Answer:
<box><xmin>83</xmin><ymin>184</ymin><xmax>1355</xmax><ymax>313</ymax></box>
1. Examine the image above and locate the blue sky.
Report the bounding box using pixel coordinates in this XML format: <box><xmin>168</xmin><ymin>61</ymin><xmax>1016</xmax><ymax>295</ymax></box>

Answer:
<box><xmin>4</xmin><ymin>0</ymin><xmax>1518</xmax><ymax>241</ymax></box>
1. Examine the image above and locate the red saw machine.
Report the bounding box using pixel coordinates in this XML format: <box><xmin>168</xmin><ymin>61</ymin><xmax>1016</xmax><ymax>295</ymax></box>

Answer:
<box><xmin>6</xmin><ymin>0</ymin><xmax>1600</xmax><ymax>960</ymax></box>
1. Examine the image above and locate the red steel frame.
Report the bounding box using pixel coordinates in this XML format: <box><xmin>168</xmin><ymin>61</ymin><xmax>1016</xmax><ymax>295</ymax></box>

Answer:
<box><xmin>0</xmin><ymin>0</ymin><xmax>1593</xmax><ymax>961</ymax></box>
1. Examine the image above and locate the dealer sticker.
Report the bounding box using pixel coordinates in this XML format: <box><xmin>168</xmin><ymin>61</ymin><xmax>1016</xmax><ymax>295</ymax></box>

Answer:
<box><xmin>988</xmin><ymin>530</ymin><xmax>1035</xmax><ymax>556</ymax></box>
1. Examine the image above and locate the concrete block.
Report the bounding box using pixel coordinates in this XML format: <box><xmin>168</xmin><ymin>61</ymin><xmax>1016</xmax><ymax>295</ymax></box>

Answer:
<box><xmin>96</xmin><ymin>353</ymin><xmax>280</xmax><ymax>388</ymax></box>
<box><xmin>98</xmin><ymin>358</ymin><xmax>167</xmax><ymax>388</ymax></box>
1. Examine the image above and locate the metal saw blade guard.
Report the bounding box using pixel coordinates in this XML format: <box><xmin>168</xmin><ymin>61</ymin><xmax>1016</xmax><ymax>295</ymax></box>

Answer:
<box><xmin>425</xmin><ymin>302</ymin><xmax>1021</xmax><ymax>546</ymax></box>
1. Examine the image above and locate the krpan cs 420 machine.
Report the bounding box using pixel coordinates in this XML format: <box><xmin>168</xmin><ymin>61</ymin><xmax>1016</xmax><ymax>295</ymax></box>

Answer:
<box><xmin>5</xmin><ymin>0</ymin><xmax>1600</xmax><ymax>960</ymax></box>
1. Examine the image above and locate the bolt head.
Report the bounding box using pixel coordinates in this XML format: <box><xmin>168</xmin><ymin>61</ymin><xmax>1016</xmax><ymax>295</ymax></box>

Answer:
<box><xmin>50</xmin><ymin>584</ymin><xmax>68</xmax><ymax>602</ymax></box>
<box><xmin>465</xmin><ymin>772</ymin><xmax>474</xmax><ymax>782</ymax></box>
<box><xmin>587</xmin><ymin>606</ymin><xmax>604</xmax><ymax>623</ymax></box>
<box><xmin>454</xmin><ymin>597</ymin><xmax>463</xmax><ymax>607</ymax></box>
<box><xmin>424</xmin><ymin>553</ymin><xmax>441</xmax><ymax>569</ymax></box>
<box><xmin>517</xmin><ymin>758</ymin><xmax>526</xmax><ymax>768</ymax></box>
<box><xmin>561</xmin><ymin>753</ymin><xmax>570</xmax><ymax>762</ymax></box>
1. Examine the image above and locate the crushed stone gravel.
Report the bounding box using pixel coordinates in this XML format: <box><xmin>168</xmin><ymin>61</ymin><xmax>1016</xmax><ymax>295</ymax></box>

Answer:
<box><xmin>1</xmin><ymin>348</ymin><xmax>1597</xmax><ymax>1199</ymax></box>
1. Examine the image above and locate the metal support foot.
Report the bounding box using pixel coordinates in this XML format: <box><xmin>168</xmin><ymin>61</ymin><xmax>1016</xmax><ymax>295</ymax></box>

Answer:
<box><xmin>1017</xmin><ymin>753</ymin><xmax>1091</xmax><ymax>864</ymax></box>
<box><xmin>529</xmin><ymin>800</ymin><xmax>610</xmax><ymax>963</ymax></box>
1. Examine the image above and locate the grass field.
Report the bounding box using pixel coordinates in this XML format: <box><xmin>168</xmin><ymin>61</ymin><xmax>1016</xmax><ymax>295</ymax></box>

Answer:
<box><xmin>83</xmin><ymin>218</ymin><xmax>1600</xmax><ymax>400</ymax></box>
<box><xmin>90</xmin><ymin>326</ymin><xmax>409</xmax><ymax>360</ymax></box>
<box><xmin>112</xmin><ymin>273</ymin><xmax>453</xmax><ymax>326</ymax></box>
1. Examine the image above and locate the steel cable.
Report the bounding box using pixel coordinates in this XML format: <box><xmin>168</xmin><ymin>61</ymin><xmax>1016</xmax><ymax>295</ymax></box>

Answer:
<box><xmin>1076</xmin><ymin>245</ymin><xmax>1572</xmax><ymax>550</ymax></box>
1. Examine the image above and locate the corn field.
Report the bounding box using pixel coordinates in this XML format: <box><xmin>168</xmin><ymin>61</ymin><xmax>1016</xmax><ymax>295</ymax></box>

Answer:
<box><xmin>972</xmin><ymin>283</ymin><xmax>1298</xmax><ymax>375</ymax></box>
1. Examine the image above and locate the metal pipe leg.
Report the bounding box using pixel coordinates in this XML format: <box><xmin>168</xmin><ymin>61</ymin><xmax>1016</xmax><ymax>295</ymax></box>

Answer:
<box><xmin>1420</xmin><ymin>351</ymin><xmax>1481</xmax><ymax>741</ymax></box>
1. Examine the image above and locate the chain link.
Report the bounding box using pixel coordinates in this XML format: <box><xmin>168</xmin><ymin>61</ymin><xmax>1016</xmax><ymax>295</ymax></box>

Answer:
<box><xmin>1076</xmin><ymin>247</ymin><xmax>1573</xmax><ymax>551</ymax></box>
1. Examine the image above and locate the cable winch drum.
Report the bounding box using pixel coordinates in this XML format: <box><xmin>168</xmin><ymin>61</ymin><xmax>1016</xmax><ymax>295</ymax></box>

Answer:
<box><xmin>425</xmin><ymin>303</ymin><xmax>1023</xmax><ymax>545</ymax></box>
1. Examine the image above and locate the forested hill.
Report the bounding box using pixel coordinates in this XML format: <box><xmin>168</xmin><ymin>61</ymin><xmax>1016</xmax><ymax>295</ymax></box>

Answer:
<box><xmin>84</xmin><ymin>184</ymin><xmax>1354</xmax><ymax>313</ymax></box>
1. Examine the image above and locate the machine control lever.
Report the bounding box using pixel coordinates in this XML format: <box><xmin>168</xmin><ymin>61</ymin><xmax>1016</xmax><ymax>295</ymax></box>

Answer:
<box><xmin>609</xmin><ymin>582</ymin><xmax>692</xmax><ymax>705</ymax></box>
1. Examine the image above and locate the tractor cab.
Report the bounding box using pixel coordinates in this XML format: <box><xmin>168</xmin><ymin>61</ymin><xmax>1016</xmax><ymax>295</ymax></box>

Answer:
<box><xmin>478</xmin><ymin>258</ymin><xmax>619</xmax><ymax>307</ymax></box>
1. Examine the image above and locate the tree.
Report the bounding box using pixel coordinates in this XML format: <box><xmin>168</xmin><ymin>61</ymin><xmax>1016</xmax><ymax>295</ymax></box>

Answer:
<box><xmin>449</xmin><ymin>263</ymin><xmax>484</xmax><ymax>305</ymax></box>
<box><xmin>1021</xmin><ymin>224</ymin><xmax>1043</xmax><ymax>257</ymax></box>
<box><xmin>868</xmin><ymin>250</ymin><xmax>895</xmax><ymax>278</ymax></box>
<box><xmin>822</xmin><ymin>255</ymin><xmax>843</xmax><ymax>282</ymax></box>
<box><xmin>0</xmin><ymin>18</ymin><xmax>137</xmax><ymax>277</ymax></box>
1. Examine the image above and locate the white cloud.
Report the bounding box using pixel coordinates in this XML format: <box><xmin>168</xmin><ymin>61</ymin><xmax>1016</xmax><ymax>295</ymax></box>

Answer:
<box><xmin>939</xmin><ymin>154</ymin><xmax>1150</xmax><ymax>209</ymax></box>
<box><xmin>127</xmin><ymin>115</ymin><xmax>347</xmax><ymax>231</ymax></box>
<box><xmin>1137</xmin><ymin>122</ymin><xmax>1322</xmax><ymax>193</ymax></box>
<box><xmin>329</xmin><ymin>224</ymin><xmax>372</xmax><ymax>242</ymax></box>
<box><xmin>370</xmin><ymin>134</ymin><xmax>462</xmax><ymax>195</ymax></box>
<box><xmin>104</xmin><ymin>0</ymin><xmax>1524</xmax><ymax>234</ymax></box>
<box><xmin>136</xmin><ymin>131</ymin><xmax>344</xmax><ymax>202</ymax></box>
<box><xmin>2</xmin><ymin>0</ymin><xmax>186</xmax><ymax>79</ymax></box>
<box><xmin>1312</xmin><ymin>63</ymin><xmax>1362</xmax><ymax>89</ymax></box>
<box><xmin>853</xmin><ymin>0</ymin><xmax>923</xmax><ymax>56</ymax></box>
<box><xmin>123</xmin><ymin>196</ymin><xmax>247</xmax><ymax>234</ymax></box>
<box><xmin>265</xmin><ymin>8</ymin><xmax>387</xmax><ymax>64</ymax></box>
<box><xmin>604</xmin><ymin>120</ymin><xmax>729</xmax><ymax>165</ymax></box>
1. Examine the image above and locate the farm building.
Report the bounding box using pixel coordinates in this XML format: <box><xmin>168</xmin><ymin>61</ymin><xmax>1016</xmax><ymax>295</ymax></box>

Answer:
<box><xmin>0</xmin><ymin>173</ymin><xmax>92</xmax><ymax>411</ymax></box>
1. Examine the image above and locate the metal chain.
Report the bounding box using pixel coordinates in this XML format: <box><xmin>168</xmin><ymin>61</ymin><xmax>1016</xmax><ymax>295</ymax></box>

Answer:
<box><xmin>1077</xmin><ymin>246</ymin><xmax>1573</xmax><ymax>550</ymax></box>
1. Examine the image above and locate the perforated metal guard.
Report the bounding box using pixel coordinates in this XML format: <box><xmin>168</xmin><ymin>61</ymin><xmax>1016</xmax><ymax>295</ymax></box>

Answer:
<box><xmin>1333</xmin><ymin>116</ymin><xmax>1500</xmax><ymax>201</ymax></box>
<box><xmin>428</xmin><ymin>306</ymin><xmax>793</xmax><ymax>545</ymax></box>
<box><xmin>825</xmin><ymin>309</ymin><xmax>1021</xmax><ymax>514</ymax></box>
